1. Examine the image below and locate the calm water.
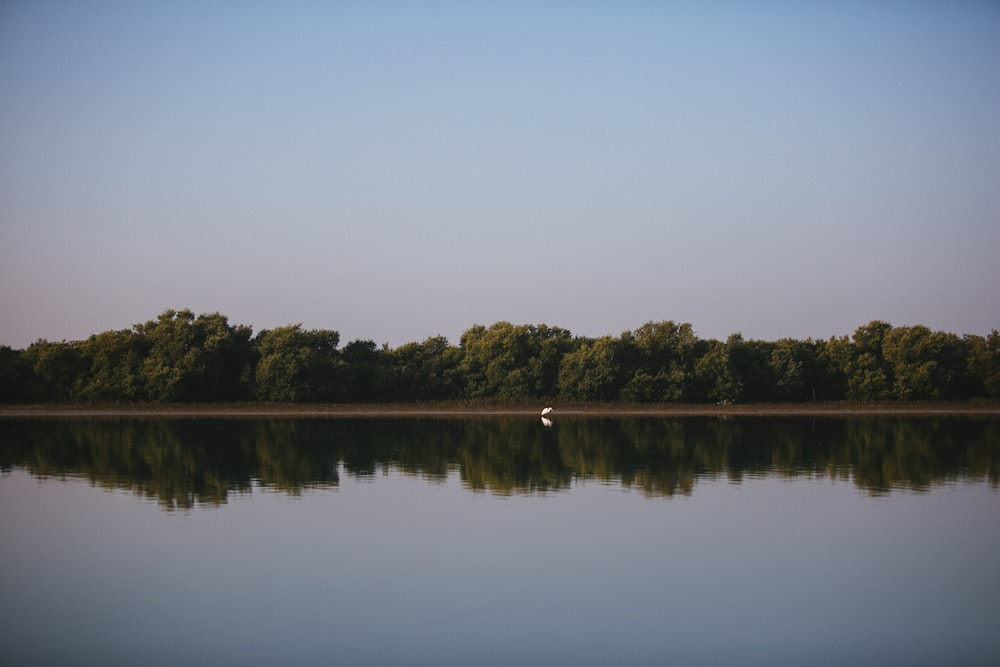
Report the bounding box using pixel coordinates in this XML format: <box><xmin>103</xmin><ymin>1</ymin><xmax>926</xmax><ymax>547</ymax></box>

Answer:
<box><xmin>1</xmin><ymin>416</ymin><xmax>998</xmax><ymax>666</ymax></box>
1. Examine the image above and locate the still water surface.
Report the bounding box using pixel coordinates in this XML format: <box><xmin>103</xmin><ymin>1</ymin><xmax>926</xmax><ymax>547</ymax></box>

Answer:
<box><xmin>1</xmin><ymin>416</ymin><xmax>998</xmax><ymax>665</ymax></box>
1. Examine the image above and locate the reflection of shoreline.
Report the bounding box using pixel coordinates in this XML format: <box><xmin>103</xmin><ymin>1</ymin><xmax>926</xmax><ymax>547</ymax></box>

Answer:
<box><xmin>2</xmin><ymin>401</ymin><xmax>1000</xmax><ymax>419</ymax></box>
<box><xmin>2</xmin><ymin>416</ymin><xmax>997</xmax><ymax>509</ymax></box>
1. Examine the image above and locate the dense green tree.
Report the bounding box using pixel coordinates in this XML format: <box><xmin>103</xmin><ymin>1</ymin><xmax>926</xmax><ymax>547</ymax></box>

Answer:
<box><xmin>341</xmin><ymin>339</ymin><xmax>394</xmax><ymax>402</ymax></box>
<box><xmin>134</xmin><ymin>310</ymin><xmax>254</xmax><ymax>402</ymax></box>
<box><xmin>880</xmin><ymin>325</ymin><xmax>969</xmax><ymax>400</ymax></box>
<box><xmin>849</xmin><ymin>352</ymin><xmax>891</xmax><ymax>400</ymax></box>
<box><xmin>819</xmin><ymin>336</ymin><xmax>853</xmax><ymax>400</ymax></box>
<box><xmin>20</xmin><ymin>339</ymin><xmax>85</xmax><ymax>401</ymax></box>
<box><xmin>965</xmin><ymin>331</ymin><xmax>1000</xmax><ymax>399</ymax></box>
<box><xmin>768</xmin><ymin>338</ymin><xmax>805</xmax><ymax>400</ymax></box>
<box><xmin>768</xmin><ymin>337</ymin><xmax>837</xmax><ymax>401</ymax></box>
<box><xmin>882</xmin><ymin>325</ymin><xmax>937</xmax><ymax>400</ymax></box>
<box><xmin>460</xmin><ymin>322</ymin><xmax>573</xmax><ymax>399</ymax></box>
<box><xmin>134</xmin><ymin>310</ymin><xmax>196</xmax><ymax>400</ymax></box>
<box><xmin>808</xmin><ymin>338</ymin><xmax>847</xmax><ymax>401</ymax></box>
<box><xmin>254</xmin><ymin>325</ymin><xmax>342</xmax><ymax>402</ymax></box>
<box><xmin>193</xmin><ymin>312</ymin><xmax>255</xmax><ymax>400</ymax></box>
<box><xmin>690</xmin><ymin>339</ymin><xmax>740</xmax><ymax>403</ymax></box>
<box><xmin>558</xmin><ymin>336</ymin><xmax>623</xmax><ymax>401</ymax></box>
<box><xmin>844</xmin><ymin>321</ymin><xmax>894</xmax><ymax>400</ymax></box>
<box><xmin>618</xmin><ymin>321</ymin><xmax>701</xmax><ymax>402</ymax></box>
<box><xmin>530</xmin><ymin>324</ymin><xmax>576</xmax><ymax>397</ymax></box>
<box><xmin>0</xmin><ymin>345</ymin><xmax>32</xmax><ymax>402</ymax></box>
<box><xmin>984</xmin><ymin>330</ymin><xmax>1000</xmax><ymax>398</ymax></box>
<box><xmin>929</xmin><ymin>330</ymin><xmax>973</xmax><ymax>400</ymax></box>
<box><xmin>77</xmin><ymin>329</ymin><xmax>148</xmax><ymax>401</ymax></box>
<box><xmin>619</xmin><ymin>368</ymin><xmax>681</xmax><ymax>402</ymax></box>
<box><xmin>727</xmin><ymin>333</ymin><xmax>777</xmax><ymax>402</ymax></box>
<box><xmin>390</xmin><ymin>336</ymin><xmax>463</xmax><ymax>401</ymax></box>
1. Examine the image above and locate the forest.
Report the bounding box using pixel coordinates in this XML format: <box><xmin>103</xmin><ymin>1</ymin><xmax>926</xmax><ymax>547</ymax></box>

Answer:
<box><xmin>0</xmin><ymin>308</ymin><xmax>998</xmax><ymax>404</ymax></box>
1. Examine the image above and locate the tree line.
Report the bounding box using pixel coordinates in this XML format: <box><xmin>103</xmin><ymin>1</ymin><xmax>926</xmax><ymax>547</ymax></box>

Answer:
<box><xmin>1</xmin><ymin>308</ymin><xmax>997</xmax><ymax>403</ymax></box>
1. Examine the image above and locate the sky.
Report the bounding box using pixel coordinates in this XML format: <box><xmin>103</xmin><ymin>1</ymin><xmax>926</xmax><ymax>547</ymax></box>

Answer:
<box><xmin>2</xmin><ymin>1</ymin><xmax>998</xmax><ymax>349</ymax></box>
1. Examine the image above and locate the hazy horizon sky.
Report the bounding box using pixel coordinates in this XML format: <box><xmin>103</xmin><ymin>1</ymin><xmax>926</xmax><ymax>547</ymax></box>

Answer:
<box><xmin>2</xmin><ymin>2</ymin><xmax>998</xmax><ymax>349</ymax></box>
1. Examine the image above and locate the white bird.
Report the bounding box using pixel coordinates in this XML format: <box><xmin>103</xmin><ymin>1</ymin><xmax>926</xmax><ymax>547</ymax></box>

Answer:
<box><xmin>541</xmin><ymin>406</ymin><xmax>554</xmax><ymax>416</ymax></box>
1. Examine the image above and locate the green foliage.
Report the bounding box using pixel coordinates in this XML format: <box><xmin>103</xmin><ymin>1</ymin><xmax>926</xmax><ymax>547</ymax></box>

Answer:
<box><xmin>837</xmin><ymin>321</ymin><xmax>972</xmax><ymax>401</ymax></box>
<box><xmin>558</xmin><ymin>336</ymin><xmax>623</xmax><ymax>401</ymax></box>
<box><xmin>617</xmin><ymin>321</ymin><xmax>702</xmax><ymax>402</ymax></box>
<box><xmin>254</xmin><ymin>325</ymin><xmax>342</xmax><ymax>402</ymax></box>
<box><xmin>21</xmin><ymin>339</ymin><xmax>85</xmax><ymax>401</ymax></box>
<box><xmin>0</xmin><ymin>345</ymin><xmax>32</xmax><ymax>402</ymax></box>
<box><xmin>690</xmin><ymin>340</ymin><xmax>740</xmax><ymax>403</ymax></box>
<box><xmin>77</xmin><ymin>329</ymin><xmax>148</xmax><ymax>401</ymax></box>
<box><xmin>341</xmin><ymin>340</ymin><xmax>393</xmax><ymax>402</ymax></box>
<box><xmin>769</xmin><ymin>339</ymin><xmax>805</xmax><ymax>400</ymax></box>
<box><xmin>819</xmin><ymin>336</ymin><xmax>852</xmax><ymax>399</ymax></box>
<box><xmin>460</xmin><ymin>322</ymin><xmax>573</xmax><ymax>399</ymax></box>
<box><xmin>844</xmin><ymin>321</ymin><xmax>893</xmax><ymax>400</ymax></box>
<box><xmin>390</xmin><ymin>336</ymin><xmax>464</xmax><ymax>401</ymax></box>
<box><xmin>2</xmin><ymin>310</ymin><xmax>997</xmax><ymax>404</ymax></box>
<box><xmin>134</xmin><ymin>310</ymin><xmax>254</xmax><ymax>402</ymax></box>
<box><xmin>882</xmin><ymin>325</ymin><xmax>960</xmax><ymax>400</ymax></box>
<box><xmin>965</xmin><ymin>331</ymin><xmax>1000</xmax><ymax>398</ymax></box>
<box><xmin>727</xmin><ymin>333</ymin><xmax>776</xmax><ymax>402</ymax></box>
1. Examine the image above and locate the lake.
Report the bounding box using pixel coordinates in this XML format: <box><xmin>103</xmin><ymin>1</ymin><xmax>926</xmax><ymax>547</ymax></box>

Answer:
<box><xmin>1</xmin><ymin>415</ymin><xmax>998</xmax><ymax>666</ymax></box>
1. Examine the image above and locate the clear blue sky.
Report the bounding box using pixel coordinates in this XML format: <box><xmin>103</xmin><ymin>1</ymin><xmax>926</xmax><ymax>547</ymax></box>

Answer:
<box><xmin>2</xmin><ymin>1</ymin><xmax>998</xmax><ymax>349</ymax></box>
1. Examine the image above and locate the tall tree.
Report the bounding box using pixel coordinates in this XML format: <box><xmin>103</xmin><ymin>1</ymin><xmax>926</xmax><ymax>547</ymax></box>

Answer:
<box><xmin>77</xmin><ymin>329</ymin><xmax>148</xmax><ymax>401</ymax></box>
<box><xmin>882</xmin><ymin>326</ymin><xmax>969</xmax><ymax>400</ymax></box>
<box><xmin>391</xmin><ymin>336</ymin><xmax>463</xmax><ymax>401</ymax></box>
<box><xmin>618</xmin><ymin>321</ymin><xmax>700</xmax><ymax>402</ymax></box>
<box><xmin>135</xmin><ymin>309</ymin><xmax>254</xmax><ymax>402</ymax></box>
<box><xmin>20</xmin><ymin>339</ymin><xmax>84</xmax><ymax>401</ymax></box>
<box><xmin>341</xmin><ymin>339</ymin><xmax>394</xmax><ymax>402</ymax></box>
<box><xmin>558</xmin><ymin>336</ymin><xmax>623</xmax><ymax>401</ymax></box>
<box><xmin>459</xmin><ymin>322</ymin><xmax>573</xmax><ymax>399</ymax></box>
<box><xmin>769</xmin><ymin>338</ymin><xmax>809</xmax><ymax>401</ymax></box>
<box><xmin>254</xmin><ymin>325</ymin><xmax>341</xmax><ymax>402</ymax></box>
<box><xmin>845</xmin><ymin>321</ymin><xmax>894</xmax><ymax>400</ymax></box>
<box><xmin>690</xmin><ymin>339</ymin><xmax>740</xmax><ymax>403</ymax></box>
<box><xmin>727</xmin><ymin>333</ymin><xmax>776</xmax><ymax>402</ymax></box>
<box><xmin>965</xmin><ymin>331</ymin><xmax>1000</xmax><ymax>399</ymax></box>
<box><xmin>0</xmin><ymin>345</ymin><xmax>32</xmax><ymax>402</ymax></box>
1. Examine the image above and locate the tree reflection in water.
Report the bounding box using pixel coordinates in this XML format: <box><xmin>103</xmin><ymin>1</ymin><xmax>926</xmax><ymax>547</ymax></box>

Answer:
<box><xmin>1</xmin><ymin>416</ymin><xmax>997</xmax><ymax>509</ymax></box>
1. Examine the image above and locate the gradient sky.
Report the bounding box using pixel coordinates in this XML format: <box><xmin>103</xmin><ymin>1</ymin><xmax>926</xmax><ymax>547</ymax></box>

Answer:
<box><xmin>2</xmin><ymin>1</ymin><xmax>998</xmax><ymax>349</ymax></box>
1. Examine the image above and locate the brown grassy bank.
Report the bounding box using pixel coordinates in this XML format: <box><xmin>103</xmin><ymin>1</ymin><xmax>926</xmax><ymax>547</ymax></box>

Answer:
<box><xmin>1</xmin><ymin>401</ymin><xmax>998</xmax><ymax>419</ymax></box>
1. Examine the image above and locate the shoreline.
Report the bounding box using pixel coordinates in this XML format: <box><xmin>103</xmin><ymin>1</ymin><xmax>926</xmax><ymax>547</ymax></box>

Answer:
<box><xmin>2</xmin><ymin>402</ymin><xmax>998</xmax><ymax>418</ymax></box>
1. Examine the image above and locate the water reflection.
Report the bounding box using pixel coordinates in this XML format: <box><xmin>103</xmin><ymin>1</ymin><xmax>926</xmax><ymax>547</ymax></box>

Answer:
<box><xmin>1</xmin><ymin>416</ymin><xmax>997</xmax><ymax>509</ymax></box>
